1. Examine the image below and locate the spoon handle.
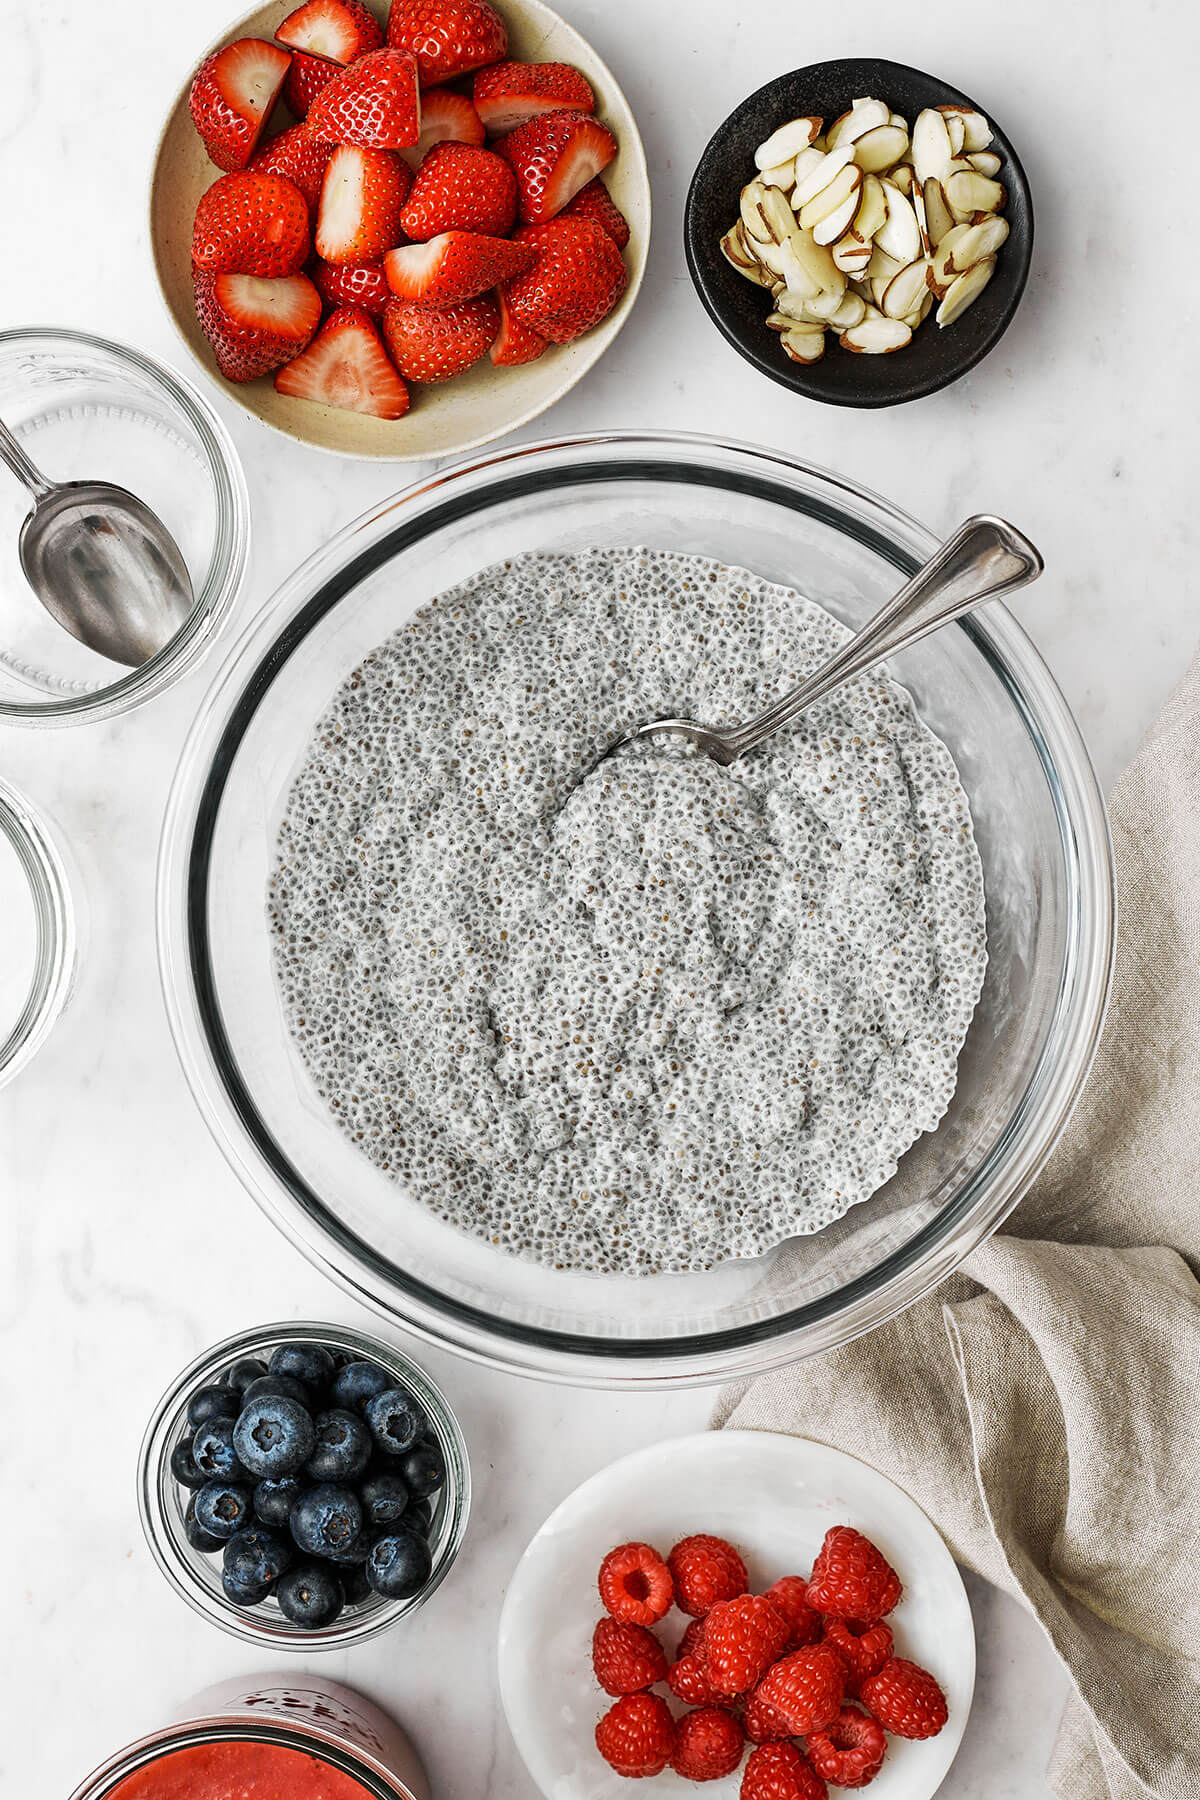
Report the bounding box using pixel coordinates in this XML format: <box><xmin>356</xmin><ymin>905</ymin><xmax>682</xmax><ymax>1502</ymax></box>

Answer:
<box><xmin>0</xmin><ymin>417</ymin><xmax>54</xmax><ymax>502</ymax></box>
<box><xmin>723</xmin><ymin>515</ymin><xmax>1043</xmax><ymax>760</ymax></box>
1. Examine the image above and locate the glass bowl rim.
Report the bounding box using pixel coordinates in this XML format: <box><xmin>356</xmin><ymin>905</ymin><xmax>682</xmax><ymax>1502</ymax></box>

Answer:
<box><xmin>0</xmin><ymin>774</ymin><xmax>75</xmax><ymax>1086</ymax></box>
<box><xmin>137</xmin><ymin>1318</ymin><xmax>471</xmax><ymax>1649</ymax></box>
<box><xmin>156</xmin><ymin>428</ymin><xmax>1116</xmax><ymax>1387</ymax></box>
<box><xmin>0</xmin><ymin>325</ymin><xmax>250</xmax><ymax>725</ymax></box>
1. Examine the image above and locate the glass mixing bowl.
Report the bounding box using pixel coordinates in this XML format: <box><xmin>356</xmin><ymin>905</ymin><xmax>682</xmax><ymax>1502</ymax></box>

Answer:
<box><xmin>157</xmin><ymin>433</ymin><xmax>1114</xmax><ymax>1387</ymax></box>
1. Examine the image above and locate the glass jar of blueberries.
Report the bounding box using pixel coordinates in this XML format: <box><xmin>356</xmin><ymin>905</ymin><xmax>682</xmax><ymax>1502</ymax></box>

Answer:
<box><xmin>138</xmin><ymin>1321</ymin><xmax>470</xmax><ymax>1648</ymax></box>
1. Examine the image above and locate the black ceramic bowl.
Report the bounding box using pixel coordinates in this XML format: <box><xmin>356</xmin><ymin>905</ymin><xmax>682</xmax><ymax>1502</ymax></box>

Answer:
<box><xmin>684</xmin><ymin>57</ymin><xmax>1034</xmax><ymax>408</ymax></box>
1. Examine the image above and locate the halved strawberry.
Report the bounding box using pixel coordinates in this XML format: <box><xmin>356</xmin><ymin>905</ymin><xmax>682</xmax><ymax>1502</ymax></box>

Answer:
<box><xmin>194</xmin><ymin>270</ymin><xmax>322</xmax><ymax>380</ymax></box>
<box><xmin>401</xmin><ymin>89</ymin><xmax>486</xmax><ymax>167</ymax></box>
<box><xmin>473</xmin><ymin>61</ymin><xmax>594</xmax><ymax>135</ymax></box>
<box><xmin>398</xmin><ymin>143</ymin><xmax>516</xmax><ymax>240</ymax></box>
<box><xmin>283</xmin><ymin>50</ymin><xmax>338</xmax><ymax>119</ymax></box>
<box><xmin>381</xmin><ymin>293</ymin><xmax>498</xmax><ymax>381</ymax></box>
<box><xmin>386</xmin><ymin>0</ymin><xmax>506</xmax><ymax>86</ymax></box>
<box><xmin>250</xmin><ymin>123</ymin><xmax>335</xmax><ymax>209</ymax></box>
<box><xmin>190</xmin><ymin>39</ymin><xmax>291</xmax><ymax>172</ymax></box>
<box><xmin>384</xmin><ymin>230</ymin><xmax>533</xmax><ymax>306</ymax></box>
<box><xmin>192</xmin><ymin>171</ymin><xmax>310</xmax><ymax>277</ymax></box>
<box><xmin>308</xmin><ymin>48</ymin><xmax>421</xmax><ymax>149</ymax></box>
<box><xmin>276</xmin><ymin>0</ymin><xmax>381</xmax><ymax>64</ymax></box>
<box><xmin>561</xmin><ymin>177</ymin><xmax>629</xmax><ymax>249</ymax></box>
<box><xmin>505</xmin><ymin>216</ymin><xmax>626</xmax><ymax>342</ymax></box>
<box><xmin>275</xmin><ymin>306</ymin><xmax>410</xmax><ymax>416</ymax></box>
<box><xmin>499</xmin><ymin>112</ymin><xmax>617</xmax><ymax>224</ymax></box>
<box><xmin>316</xmin><ymin>143</ymin><xmax>411</xmax><ymax>263</ymax></box>
<box><xmin>490</xmin><ymin>289</ymin><xmax>546</xmax><ymax>365</ymax></box>
<box><xmin>312</xmin><ymin>258</ymin><xmax>392</xmax><ymax>316</ymax></box>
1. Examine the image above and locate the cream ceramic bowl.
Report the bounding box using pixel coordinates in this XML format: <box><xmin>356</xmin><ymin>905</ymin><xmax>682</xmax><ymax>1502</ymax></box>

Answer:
<box><xmin>149</xmin><ymin>0</ymin><xmax>650</xmax><ymax>460</ymax></box>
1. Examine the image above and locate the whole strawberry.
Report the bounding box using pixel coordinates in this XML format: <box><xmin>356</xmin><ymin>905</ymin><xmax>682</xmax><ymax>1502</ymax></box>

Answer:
<box><xmin>806</xmin><ymin>1527</ymin><xmax>901</xmax><ymax>1627</ymax></box>
<box><xmin>192</xmin><ymin>172</ymin><xmax>310</xmax><ymax>278</ymax></box>
<box><xmin>592</xmin><ymin>1617</ymin><xmax>667</xmax><ymax>1697</ymax></box>
<box><xmin>399</xmin><ymin>143</ymin><xmax>517</xmax><ymax>240</ymax></box>
<box><xmin>381</xmin><ymin>294</ymin><xmax>498</xmax><ymax>382</ymax></box>
<box><xmin>821</xmin><ymin>1618</ymin><xmax>894</xmax><ymax>1691</ymax></box>
<box><xmin>741</xmin><ymin>1742</ymin><xmax>828</xmax><ymax>1800</ymax></box>
<box><xmin>859</xmin><ymin>1657</ymin><xmax>947</xmax><ymax>1739</ymax></box>
<box><xmin>307</xmin><ymin>48</ymin><xmax>421</xmax><ymax>150</ymax></box>
<box><xmin>702</xmin><ymin>1594</ymin><xmax>791</xmax><ymax>1696</ymax></box>
<box><xmin>597</xmin><ymin>1542</ymin><xmax>674</xmax><ymax>1626</ymax></box>
<box><xmin>595</xmin><ymin>1692</ymin><xmax>676</xmax><ymax>1779</ymax></box>
<box><xmin>386</xmin><ymin>0</ymin><xmax>507</xmax><ymax>85</ymax></box>
<box><xmin>671</xmin><ymin>1707</ymin><xmax>745</xmax><ymax>1782</ymax></box>
<box><xmin>805</xmin><ymin>1705</ymin><xmax>886</xmax><ymax>1790</ymax></box>
<box><xmin>754</xmin><ymin>1644</ymin><xmax>845</xmax><ymax>1737</ymax></box>
<box><xmin>764</xmin><ymin>1576</ymin><xmax>823</xmax><ymax>1650</ymax></box>
<box><xmin>667</xmin><ymin>1533</ymin><xmax>749</xmax><ymax>1619</ymax></box>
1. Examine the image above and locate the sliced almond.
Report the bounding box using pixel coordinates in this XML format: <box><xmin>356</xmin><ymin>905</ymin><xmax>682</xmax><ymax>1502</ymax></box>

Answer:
<box><xmin>903</xmin><ymin>289</ymin><xmax>934</xmax><ymax>330</ymax></box>
<box><xmin>760</xmin><ymin>185</ymin><xmax>799</xmax><ymax>241</ymax></box>
<box><xmin>792</xmin><ymin>142</ymin><xmax>858</xmax><ymax>208</ymax></box>
<box><xmin>774</xmin><ymin>238</ymin><xmax>822</xmax><ymax>298</ymax></box>
<box><xmin>760</xmin><ymin>158</ymin><xmax>797</xmax><ymax>191</ymax></box>
<box><xmin>754</xmin><ymin>116</ymin><xmax>823</xmax><ymax>169</ymax></box>
<box><xmin>739</xmin><ymin>179</ymin><xmax>772</xmax><ymax>245</ymax></box>
<box><xmin>928</xmin><ymin>224</ymin><xmax>972</xmax><ymax>296</ymax></box>
<box><xmin>968</xmin><ymin>150</ymin><xmax>1001</xmax><ymax>176</ymax></box>
<box><xmin>937</xmin><ymin>107</ymin><xmax>966</xmax><ymax>155</ymax></box>
<box><xmin>881</xmin><ymin>258</ymin><xmax>931</xmax><ymax>320</ymax></box>
<box><xmin>875</xmin><ymin>183</ymin><xmax>921</xmax><ymax>264</ymax></box>
<box><xmin>825</xmin><ymin>97</ymin><xmax>891</xmax><ymax>148</ymax></box>
<box><xmin>721</xmin><ymin>226</ymin><xmax>773</xmax><ymax>285</ymax></box>
<box><xmin>945</xmin><ymin>169</ymin><xmax>1005</xmax><ymax>219</ymax></box>
<box><xmin>789</xmin><ymin>228</ymin><xmax>845</xmax><ymax>297</ymax></box>
<box><xmin>780</xmin><ymin>323</ymin><xmax>826</xmax><ymax>363</ymax></box>
<box><xmin>937</xmin><ymin>253</ymin><xmax>996</xmax><ymax>325</ymax></box>
<box><xmin>773</xmin><ymin>287</ymin><xmax>824</xmax><ymax>322</ymax></box>
<box><xmin>922</xmin><ymin>177</ymin><xmax>956</xmax><ymax>247</ymax></box>
<box><xmin>852</xmin><ymin>123</ymin><xmax>910</xmax><ymax>172</ymax></box>
<box><xmin>889</xmin><ymin>111</ymin><xmax>907</xmax><ymax>130</ymax></box>
<box><xmin>867</xmin><ymin>244</ymin><xmax>905</xmax><ymax>281</ymax></box>
<box><xmin>944</xmin><ymin>108</ymin><xmax>993</xmax><ymax>153</ymax></box>
<box><xmin>853</xmin><ymin>173</ymin><xmax>889</xmax><ymax>242</ymax></box>
<box><xmin>887</xmin><ymin>163</ymin><xmax>916</xmax><ymax>197</ymax></box>
<box><xmin>827</xmin><ymin>289</ymin><xmax>867</xmax><ymax>330</ymax></box>
<box><xmin>840</xmin><ymin>310</ymin><xmax>912</xmax><ymax>354</ymax></box>
<box><xmin>946</xmin><ymin>213</ymin><xmax>1009</xmax><ymax>272</ymax></box>
<box><xmin>832</xmin><ymin>231</ymin><xmax>873</xmax><ymax>275</ymax></box>
<box><xmin>792</xmin><ymin>145</ymin><xmax>828</xmax><ymax>190</ymax></box>
<box><xmin>812</xmin><ymin>182</ymin><xmax>864</xmax><ymax>246</ymax></box>
<box><xmin>798</xmin><ymin>162</ymin><xmax>862</xmax><ymax>232</ymax></box>
<box><xmin>911</xmin><ymin>107</ymin><xmax>953</xmax><ymax>185</ymax></box>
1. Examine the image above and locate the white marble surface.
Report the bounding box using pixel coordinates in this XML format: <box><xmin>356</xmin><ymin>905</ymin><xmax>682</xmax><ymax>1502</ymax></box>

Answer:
<box><xmin>2</xmin><ymin>0</ymin><xmax>1198</xmax><ymax>1794</ymax></box>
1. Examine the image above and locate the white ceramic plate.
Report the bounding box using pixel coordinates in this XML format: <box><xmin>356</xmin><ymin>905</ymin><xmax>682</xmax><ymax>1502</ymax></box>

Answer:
<box><xmin>498</xmin><ymin>1431</ymin><xmax>974</xmax><ymax>1800</ymax></box>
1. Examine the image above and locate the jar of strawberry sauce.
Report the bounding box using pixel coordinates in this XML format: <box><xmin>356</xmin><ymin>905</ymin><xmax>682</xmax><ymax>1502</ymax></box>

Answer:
<box><xmin>68</xmin><ymin>1675</ymin><xmax>430</xmax><ymax>1800</ymax></box>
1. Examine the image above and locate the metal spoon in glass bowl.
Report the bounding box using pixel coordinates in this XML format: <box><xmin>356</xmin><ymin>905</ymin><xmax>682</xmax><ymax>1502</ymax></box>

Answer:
<box><xmin>0</xmin><ymin>414</ymin><xmax>194</xmax><ymax>668</ymax></box>
<box><xmin>606</xmin><ymin>514</ymin><xmax>1042</xmax><ymax>767</ymax></box>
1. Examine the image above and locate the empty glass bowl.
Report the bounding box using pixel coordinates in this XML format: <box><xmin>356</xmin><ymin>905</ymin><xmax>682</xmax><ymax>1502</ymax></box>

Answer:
<box><xmin>0</xmin><ymin>328</ymin><xmax>249</xmax><ymax>724</ymax></box>
<box><xmin>156</xmin><ymin>433</ymin><xmax>1114</xmax><ymax>1386</ymax></box>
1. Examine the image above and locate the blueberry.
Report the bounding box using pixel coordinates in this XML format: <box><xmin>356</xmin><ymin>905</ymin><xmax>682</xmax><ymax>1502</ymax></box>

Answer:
<box><xmin>193</xmin><ymin>1415</ymin><xmax>243</xmax><ymax>1481</ymax></box>
<box><xmin>307</xmin><ymin>1409</ymin><xmax>372</xmax><ymax>1483</ymax></box>
<box><xmin>277</xmin><ymin>1563</ymin><xmax>345</xmax><ymax>1629</ymax></box>
<box><xmin>326</xmin><ymin>1530</ymin><xmax>373</xmax><ymax>1565</ymax></box>
<box><xmin>364</xmin><ymin>1388</ymin><xmax>425</xmax><ymax>1457</ymax></box>
<box><xmin>404</xmin><ymin>1495</ymin><xmax>433</xmax><ymax>1535</ymax></box>
<box><xmin>223</xmin><ymin>1525</ymin><xmax>292</xmax><ymax>1596</ymax></box>
<box><xmin>289</xmin><ymin>1483</ymin><xmax>363</xmax><ymax>1559</ymax></box>
<box><xmin>233</xmin><ymin>1396</ymin><xmax>315</xmax><ymax>1479</ymax></box>
<box><xmin>361</xmin><ymin>1472</ymin><xmax>410</xmax><ymax>1527</ymax></box>
<box><xmin>365</xmin><ymin>1528</ymin><xmax>431</xmax><ymax>1599</ymax></box>
<box><xmin>398</xmin><ymin>1439</ymin><xmax>445</xmax><ymax>1498</ymax></box>
<box><xmin>222</xmin><ymin>1562</ymin><xmax>272</xmax><ymax>1608</ymax></box>
<box><xmin>241</xmin><ymin>1373</ymin><xmax>312</xmax><ymax>1410</ymax></box>
<box><xmin>340</xmin><ymin>1562</ymin><xmax>372</xmax><ymax>1606</ymax></box>
<box><xmin>187</xmin><ymin>1384</ymin><xmax>236</xmax><ymax>1430</ymax></box>
<box><xmin>171</xmin><ymin>1437</ymin><xmax>206</xmax><ymax>1489</ymax></box>
<box><xmin>184</xmin><ymin>1493</ymin><xmax>224</xmax><ymax>1553</ymax></box>
<box><xmin>253</xmin><ymin>1475</ymin><xmax>303</xmax><ymax>1528</ymax></box>
<box><xmin>270</xmin><ymin>1343</ymin><xmax>336</xmax><ymax>1389</ymax></box>
<box><xmin>330</xmin><ymin>1360</ymin><xmax>391</xmax><ymax>1414</ymax></box>
<box><xmin>224</xmin><ymin>1356</ymin><xmax>269</xmax><ymax>1395</ymax></box>
<box><xmin>193</xmin><ymin>1480</ymin><xmax>254</xmax><ymax>1540</ymax></box>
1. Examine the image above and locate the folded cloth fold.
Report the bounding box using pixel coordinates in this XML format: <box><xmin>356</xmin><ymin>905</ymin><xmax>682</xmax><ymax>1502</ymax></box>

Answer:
<box><xmin>714</xmin><ymin>652</ymin><xmax>1200</xmax><ymax>1800</ymax></box>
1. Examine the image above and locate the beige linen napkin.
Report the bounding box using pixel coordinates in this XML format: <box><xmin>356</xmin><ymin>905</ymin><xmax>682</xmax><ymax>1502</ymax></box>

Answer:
<box><xmin>714</xmin><ymin>656</ymin><xmax>1200</xmax><ymax>1800</ymax></box>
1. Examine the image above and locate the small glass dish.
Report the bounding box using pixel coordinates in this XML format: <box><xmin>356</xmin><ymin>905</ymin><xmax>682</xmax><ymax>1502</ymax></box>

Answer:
<box><xmin>0</xmin><ymin>328</ymin><xmax>249</xmax><ymax>725</ymax></box>
<box><xmin>137</xmin><ymin>1320</ymin><xmax>471</xmax><ymax>1649</ymax></box>
<box><xmin>0</xmin><ymin>776</ymin><xmax>76</xmax><ymax>1086</ymax></box>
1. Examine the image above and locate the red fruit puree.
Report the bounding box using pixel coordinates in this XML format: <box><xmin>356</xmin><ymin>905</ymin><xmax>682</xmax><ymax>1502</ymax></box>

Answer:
<box><xmin>110</xmin><ymin>1742</ymin><xmax>370</xmax><ymax>1800</ymax></box>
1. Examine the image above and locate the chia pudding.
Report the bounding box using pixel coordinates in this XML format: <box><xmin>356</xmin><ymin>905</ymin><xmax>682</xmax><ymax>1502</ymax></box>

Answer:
<box><xmin>269</xmin><ymin>547</ymin><xmax>987</xmax><ymax>1276</ymax></box>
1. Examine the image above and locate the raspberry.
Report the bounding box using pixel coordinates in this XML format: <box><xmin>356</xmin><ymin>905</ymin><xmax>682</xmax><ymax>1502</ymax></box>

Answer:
<box><xmin>764</xmin><ymin>1576</ymin><xmax>823</xmax><ymax>1649</ymax></box>
<box><xmin>806</xmin><ymin>1705</ymin><xmax>887</xmax><ymax>1788</ymax></box>
<box><xmin>743</xmin><ymin>1682</ymin><xmax>793</xmax><ymax>1744</ymax></box>
<box><xmin>821</xmin><ymin>1618</ymin><xmax>893</xmax><ymax>1692</ymax></box>
<box><xmin>741</xmin><ymin>1741</ymin><xmax>829</xmax><ymax>1800</ymax></box>
<box><xmin>668</xmin><ymin>1652</ymin><xmax>719</xmax><ymax>1706</ymax></box>
<box><xmin>755</xmin><ymin>1643</ymin><xmax>846</xmax><ymax>1736</ymax></box>
<box><xmin>595</xmin><ymin>1692</ymin><xmax>676</xmax><ymax>1777</ymax></box>
<box><xmin>671</xmin><ymin>1706</ymin><xmax>745</xmax><ymax>1782</ymax></box>
<box><xmin>592</xmin><ymin>1617</ymin><xmax>668</xmax><ymax>1696</ymax></box>
<box><xmin>668</xmin><ymin>1533</ymin><xmax>749</xmax><ymax>1617</ymax></box>
<box><xmin>677</xmin><ymin>1617</ymin><xmax>707</xmax><ymax>1661</ymax></box>
<box><xmin>859</xmin><ymin>1658</ymin><xmax>948</xmax><ymax>1740</ymax></box>
<box><xmin>598</xmin><ymin>1542</ymin><xmax>673</xmax><ymax>1626</ymax></box>
<box><xmin>703</xmin><ymin>1594</ymin><xmax>791</xmax><ymax>1695</ymax></box>
<box><xmin>806</xmin><ymin>1528</ymin><xmax>901</xmax><ymax>1626</ymax></box>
